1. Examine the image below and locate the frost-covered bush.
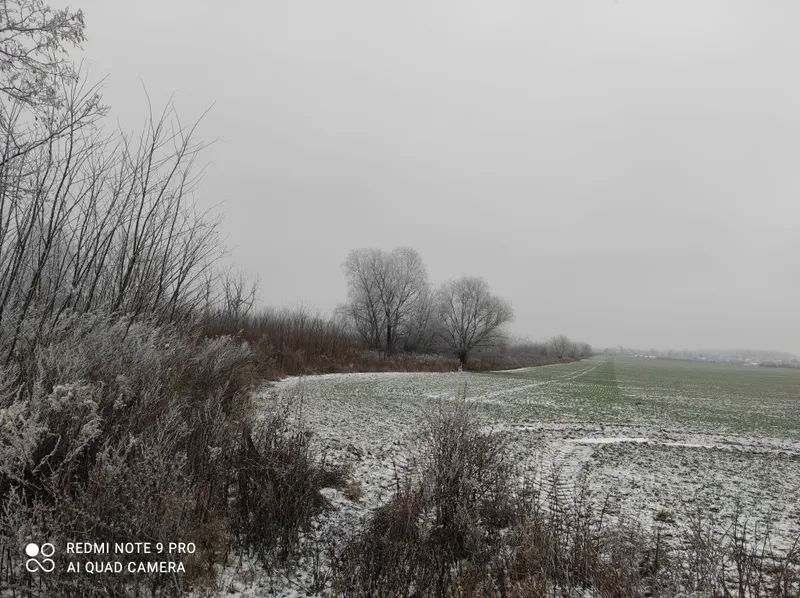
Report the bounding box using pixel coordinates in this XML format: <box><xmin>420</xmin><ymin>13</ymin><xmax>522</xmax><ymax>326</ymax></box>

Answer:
<box><xmin>0</xmin><ymin>311</ymin><xmax>342</xmax><ymax>596</ymax></box>
<box><xmin>0</xmin><ymin>314</ymin><xmax>243</xmax><ymax>595</ymax></box>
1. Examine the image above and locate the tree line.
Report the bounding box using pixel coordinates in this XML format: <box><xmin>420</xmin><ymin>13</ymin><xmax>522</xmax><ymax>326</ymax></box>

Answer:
<box><xmin>340</xmin><ymin>247</ymin><xmax>589</xmax><ymax>367</ymax></box>
<box><xmin>514</xmin><ymin>334</ymin><xmax>594</xmax><ymax>361</ymax></box>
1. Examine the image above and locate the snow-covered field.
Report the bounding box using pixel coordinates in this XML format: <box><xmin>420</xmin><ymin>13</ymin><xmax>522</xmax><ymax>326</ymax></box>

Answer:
<box><xmin>233</xmin><ymin>357</ymin><xmax>800</xmax><ymax>596</ymax></box>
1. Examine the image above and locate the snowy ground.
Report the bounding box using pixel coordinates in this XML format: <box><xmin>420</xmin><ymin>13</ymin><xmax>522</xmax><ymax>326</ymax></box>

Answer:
<box><xmin>223</xmin><ymin>357</ymin><xmax>800</xmax><ymax>596</ymax></box>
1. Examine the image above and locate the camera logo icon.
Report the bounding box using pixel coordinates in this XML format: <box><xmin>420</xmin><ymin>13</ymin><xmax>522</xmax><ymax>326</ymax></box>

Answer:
<box><xmin>25</xmin><ymin>543</ymin><xmax>55</xmax><ymax>573</ymax></box>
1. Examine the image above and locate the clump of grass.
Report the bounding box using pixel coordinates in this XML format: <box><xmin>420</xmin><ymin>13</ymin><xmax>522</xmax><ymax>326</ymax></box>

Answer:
<box><xmin>234</xmin><ymin>404</ymin><xmax>347</xmax><ymax>566</ymax></box>
<box><xmin>344</xmin><ymin>480</ymin><xmax>363</xmax><ymax>502</ymax></box>
<box><xmin>331</xmin><ymin>397</ymin><xmax>521</xmax><ymax>596</ymax></box>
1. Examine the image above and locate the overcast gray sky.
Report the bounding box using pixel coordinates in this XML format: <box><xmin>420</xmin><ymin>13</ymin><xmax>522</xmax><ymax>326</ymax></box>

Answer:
<box><xmin>55</xmin><ymin>0</ymin><xmax>800</xmax><ymax>353</ymax></box>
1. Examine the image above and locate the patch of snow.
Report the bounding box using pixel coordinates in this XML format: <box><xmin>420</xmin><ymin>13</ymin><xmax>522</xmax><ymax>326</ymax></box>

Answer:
<box><xmin>569</xmin><ymin>436</ymin><xmax>649</xmax><ymax>445</ymax></box>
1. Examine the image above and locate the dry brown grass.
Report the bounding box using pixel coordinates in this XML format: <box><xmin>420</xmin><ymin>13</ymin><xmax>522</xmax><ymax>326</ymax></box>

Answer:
<box><xmin>198</xmin><ymin>308</ymin><xmax>592</xmax><ymax>379</ymax></box>
<box><xmin>331</xmin><ymin>397</ymin><xmax>521</xmax><ymax>597</ymax></box>
<box><xmin>344</xmin><ymin>480</ymin><xmax>364</xmax><ymax>503</ymax></box>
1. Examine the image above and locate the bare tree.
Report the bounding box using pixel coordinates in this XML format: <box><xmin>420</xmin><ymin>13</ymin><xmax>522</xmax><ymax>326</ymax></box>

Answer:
<box><xmin>402</xmin><ymin>284</ymin><xmax>436</xmax><ymax>352</ymax></box>
<box><xmin>221</xmin><ymin>271</ymin><xmax>259</xmax><ymax>320</ymax></box>
<box><xmin>342</xmin><ymin>248</ymin><xmax>385</xmax><ymax>349</ymax></box>
<box><xmin>546</xmin><ymin>335</ymin><xmax>592</xmax><ymax>360</ymax></box>
<box><xmin>0</xmin><ymin>0</ymin><xmax>221</xmax><ymax>364</ymax></box>
<box><xmin>548</xmin><ymin>334</ymin><xmax>571</xmax><ymax>360</ymax></box>
<box><xmin>342</xmin><ymin>247</ymin><xmax>429</xmax><ymax>354</ymax></box>
<box><xmin>0</xmin><ymin>1</ymin><xmax>99</xmax><ymax>167</ymax></box>
<box><xmin>377</xmin><ymin>247</ymin><xmax>428</xmax><ymax>354</ymax></box>
<box><xmin>435</xmin><ymin>276</ymin><xmax>513</xmax><ymax>367</ymax></box>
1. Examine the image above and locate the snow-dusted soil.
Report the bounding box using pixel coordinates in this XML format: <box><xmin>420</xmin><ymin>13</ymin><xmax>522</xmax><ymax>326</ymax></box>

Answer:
<box><xmin>226</xmin><ymin>357</ymin><xmax>800</xmax><ymax>596</ymax></box>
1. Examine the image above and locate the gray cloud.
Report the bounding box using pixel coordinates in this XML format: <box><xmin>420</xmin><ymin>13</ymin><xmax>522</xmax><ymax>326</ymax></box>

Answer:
<box><xmin>54</xmin><ymin>0</ymin><xmax>800</xmax><ymax>353</ymax></box>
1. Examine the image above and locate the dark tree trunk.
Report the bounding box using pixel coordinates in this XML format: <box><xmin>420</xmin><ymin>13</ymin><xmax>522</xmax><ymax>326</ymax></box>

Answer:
<box><xmin>458</xmin><ymin>351</ymin><xmax>468</xmax><ymax>367</ymax></box>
